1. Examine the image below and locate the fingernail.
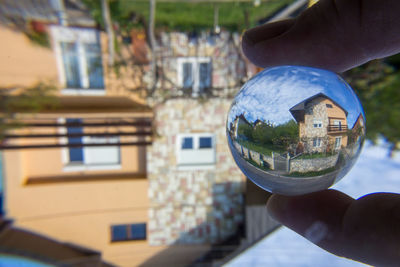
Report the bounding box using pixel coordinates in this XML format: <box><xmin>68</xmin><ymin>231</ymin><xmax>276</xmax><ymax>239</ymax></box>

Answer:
<box><xmin>266</xmin><ymin>194</ymin><xmax>291</xmax><ymax>222</ymax></box>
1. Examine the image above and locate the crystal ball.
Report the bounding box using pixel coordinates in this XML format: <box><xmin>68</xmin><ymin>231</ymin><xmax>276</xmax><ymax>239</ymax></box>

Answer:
<box><xmin>227</xmin><ymin>66</ymin><xmax>366</xmax><ymax>196</ymax></box>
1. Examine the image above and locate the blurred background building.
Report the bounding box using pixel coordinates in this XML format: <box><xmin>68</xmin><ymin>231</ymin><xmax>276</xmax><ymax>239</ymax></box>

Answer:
<box><xmin>0</xmin><ymin>0</ymin><xmax>298</xmax><ymax>266</ymax></box>
<box><xmin>1</xmin><ymin>0</ymin><xmax>399</xmax><ymax>266</ymax></box>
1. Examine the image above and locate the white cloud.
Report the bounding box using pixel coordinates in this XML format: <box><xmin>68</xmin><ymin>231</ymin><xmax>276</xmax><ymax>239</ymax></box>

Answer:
<box><xmin>227</xmin><ymin>66</ymin><xmax>364</xmax><ymax>128</ymax></box>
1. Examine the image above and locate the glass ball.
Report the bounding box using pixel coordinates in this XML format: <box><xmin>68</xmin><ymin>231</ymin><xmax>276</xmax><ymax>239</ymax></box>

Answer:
<box><xmin>227</xmin><ymin>66</ymin><xmax>366</xmax><ymax>196</ymax></box>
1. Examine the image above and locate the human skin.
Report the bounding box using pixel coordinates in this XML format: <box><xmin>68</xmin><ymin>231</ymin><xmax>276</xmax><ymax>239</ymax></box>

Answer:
<box><xmin>241</xmin><ymin>0</ymin><xmax>400</xmax><ymax>265</ymax></box>
<box><xmin>242</xmin><ymin>0</ymin><xmax>400</xmax><ymax>73</ymax></box>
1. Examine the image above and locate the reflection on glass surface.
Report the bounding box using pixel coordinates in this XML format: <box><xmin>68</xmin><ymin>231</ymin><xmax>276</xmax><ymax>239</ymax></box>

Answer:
<box><xmin>227</xmin><ymin>66</ymin><xmax>366</xmax><ymax>196</ymax></box>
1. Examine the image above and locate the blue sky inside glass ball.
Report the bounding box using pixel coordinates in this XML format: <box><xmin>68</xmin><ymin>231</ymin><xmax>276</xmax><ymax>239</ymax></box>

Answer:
<box><xmin>228</xmin><ymin>66</ymin><xmax>365</xmax><ymax>127</ymax></box>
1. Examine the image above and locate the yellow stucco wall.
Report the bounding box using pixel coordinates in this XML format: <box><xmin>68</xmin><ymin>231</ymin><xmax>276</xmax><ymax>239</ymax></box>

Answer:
<box><xmin>325</xmin><ymin>99</ymin><xmax>347</xmax><ymax>123</ymax></box>
<box><xmin>0</xmin><ymin>26</ymin><xmax>58</xmax><ymax>88</ymax></box>
<box><xmin>0</xmin><ymin>24</ymin><xmax>146</xmax><ymax>105</ymax></box>
<box><xmin>3</xmin><ymin>148</ymin><xmax>208</xmax><ymax>266</ymax></box>
<box><xmin>324</xmin><ymin>98</ymin><xmax>348</xmax><ymax>148</ymax></box>
<box><xmin>0</xmin><ymin>24</ymin><xmax>208</xmax><ymax>267</ymax></box>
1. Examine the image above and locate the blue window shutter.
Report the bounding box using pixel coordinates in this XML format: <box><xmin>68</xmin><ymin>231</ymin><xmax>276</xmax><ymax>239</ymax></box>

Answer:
<box><xmin>181</xmin><ymin>137</ymin><xmax>193</xmax><ymax>149</ymax></box>
<box><xmin>66</xmin><ymin>119</ymin><xmax>84</xmax><ymax>162</ymax></box>
<box><xmin>111</xmin><ymin>223</ymin><xmax>146</xmax><ymax>242</ymax></box>
<box><xmin>199</xmin><ymin>137</ymin><xmax>212</xmax><ymax>148</ymax></box>
<box><xmin>111</xmin><ymin>225</ymin><xmax>128</xmax><ymax>242</ymax></box>
<box><xmin>131</xmin><ymin>223</ymin><xmax>146</xmax><ymax>240</ymax></box>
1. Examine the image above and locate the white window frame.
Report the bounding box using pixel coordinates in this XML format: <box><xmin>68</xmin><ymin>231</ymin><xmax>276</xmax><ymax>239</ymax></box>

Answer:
<box><xmin>177</xmin><ymin>57</ymin><xmax>211</xmax><ymax>97</ymax></box>
<box><xmin>313</xmin><ymin>120</ymin><xmax>322</xmax><ymax>128</ymax></box>
<box><xmin>50</xmin><ymin>25</ymin><xmax>105</xmax><ymax>96</ymax></box>
<box><xmin>176</xmin><ymin>133</ymin><xmax>216</xmax><ymax>170</ymax></box>
<box><xmin>333</xmin><ymin>120</ymin><xmax>342</xmax><ymax>126</ymax></box>
<box><xmin>313</xmin><ymin>137</ymin><xmax>322</xmax><ymax>147</ymax></box>
<box><xmin>58</xmin><ymin>118</ymin><xmax>121</xmax><ymax>172</ymax></box>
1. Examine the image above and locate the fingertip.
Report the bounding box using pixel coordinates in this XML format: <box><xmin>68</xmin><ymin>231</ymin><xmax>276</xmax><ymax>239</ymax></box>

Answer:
<box><xmin>242</xmin><ymin>19</ymin><xmax>295</xmax><ymax>45</ymax></box>
<box><xmin>241</xmin><ymin>19</ymin><xmax>295</xmax><ymax>66</ymax></box>
<box><xmin>241</xmin><ymin>32</ymin><xmax>255</xmax><ymax>60</ymax></box>
<box><xmin>266</xmin><ymin>193</ymin><xmax>290</xmax><ymax>222</ymax></box>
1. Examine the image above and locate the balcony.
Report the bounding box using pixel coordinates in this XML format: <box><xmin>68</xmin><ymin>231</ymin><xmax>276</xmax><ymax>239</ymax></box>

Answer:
<box><xmin>327</xmin><ymin>124</ymin><xmax>348</xmax><ymax>133</ymax></box>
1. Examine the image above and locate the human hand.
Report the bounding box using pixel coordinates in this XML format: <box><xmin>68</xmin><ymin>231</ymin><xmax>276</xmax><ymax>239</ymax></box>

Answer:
<box><xmin>242</xmin><ymin>0</ymin><xmax>400</xmax><ymax>73</ymax></box>
<box><xmin>241</xmin><ymin>0</ymin><xmax>400</xmax><ymax>265</ymax></box>
<box><xmin>267</xmin><ymin>190</ymin><xmax>400</xmax><ymax>266</ymax></box>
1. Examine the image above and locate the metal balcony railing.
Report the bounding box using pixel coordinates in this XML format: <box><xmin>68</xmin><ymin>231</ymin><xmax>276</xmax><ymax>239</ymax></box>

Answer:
<box><xmin>327</xmin><ymin>124</ymin><xmax>348</xmax><ymax>132</ymax></box>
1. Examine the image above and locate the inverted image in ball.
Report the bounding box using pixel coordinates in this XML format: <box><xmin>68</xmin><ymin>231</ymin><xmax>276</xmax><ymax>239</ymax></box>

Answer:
<box><xmin>227</xmin><ymin>66</ymin><xmax>366</xmax><ymax>196</ymax></box>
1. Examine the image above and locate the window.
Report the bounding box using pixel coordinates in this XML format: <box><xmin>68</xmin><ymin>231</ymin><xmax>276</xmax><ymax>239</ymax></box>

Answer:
<box><xmin>313</xmin><ymin>138</ymin><xmax>322</xmax><ymax>147</ymax></box>
<box><xmin>333</xmin><ymin>120</ymin><xmax>342</xmax><ymax>130</ymax></box>
<box><xmin>61</xmin><ymin>42</ymin><xmax>81</xmax><ymax>88</ymax></box>
<box><xmin>60</xmin><ymin>118</ymin><xmax>121</xmax><ymax>171</ymax></box>
<box><xmin>66</xmin><ymin>118</ymin><xmax>84</xmax><ymax>163</ymax></box>
<box><xmin>181</xmin><ymin>137</ymin><xmax>193</xmax><ymax>149</ymax></box>
<box><xmin>111</xmin><ymin>223</ymin><xmax>146</xmax><ymax>242</ymax></box>
<box><xmin>85</xmin><ymin>43</ymin><xmax>105</xmax><ymax>89</ymax></box>
<box><xmin>177</xmin><ymin>57</ymin><xmax>211</xmax><ymax>97</ymax></box>
<box><xmin>199</xmin><ymin>137</ymin><xmax>212</xmax><ymax>148</ymax></box>
<box><xmin>313</xmin><ymin>120</ymin><xmax>322</xmax><ymax>128</ymax></box>
<box><xmin>335</xmin><ymin>137</ymin><xmax>342</xmax><ymax>149</ymax></box>
<box><xmin>176</xmin><ymin>133</ymin><xmax>215</xmax><ymax>169</ymax></box>
<box><xmin>326</xmin><ymin>104</ymin><xmax>333</xmax><ymax>108</ymax></box>
<box><xmin>51</xmin><ymin>26</ymin><xmax>105</xmax><ymax>95</ymax></box>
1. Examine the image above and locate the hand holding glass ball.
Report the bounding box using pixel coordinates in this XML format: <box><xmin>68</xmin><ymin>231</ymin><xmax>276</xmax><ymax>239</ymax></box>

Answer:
<box><xmin>227</xmin><ymin>66</ymin><xmax>365</xmax><ymax>196</ymax></box>
<box><xmin>239</xmin><ymin>0</ymin><xmax>400</xmax><ymax>265</ymax></box>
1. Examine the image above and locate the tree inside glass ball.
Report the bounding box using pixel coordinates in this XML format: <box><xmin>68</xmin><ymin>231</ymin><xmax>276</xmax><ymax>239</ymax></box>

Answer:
<box><xmin>227</xmin><ymin>66</ymin><xmax>366</xmax><ymax>196</ymax></box>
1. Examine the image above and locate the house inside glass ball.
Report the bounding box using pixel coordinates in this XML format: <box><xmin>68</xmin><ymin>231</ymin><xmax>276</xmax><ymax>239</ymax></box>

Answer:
<box><xmin>227</xmin><ymin>66</ymin><xmax>366</xmax><ymax>196</ymax></box>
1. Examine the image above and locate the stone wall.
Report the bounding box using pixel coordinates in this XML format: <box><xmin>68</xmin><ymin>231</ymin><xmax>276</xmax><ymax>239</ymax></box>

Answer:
<box><xmin>303</xmin><ymin>97</ymin><xmax>329</xmax><ymax>153</ymax></box>
<box><xmin>289</xmin><ymin>153</ymin><xmax>339</xmax><ymax>173</ymax></box>
<box><xmin>249</xmin><ymin>150</ymin><xmax>261</xmax><ymax>165</ymax></box>
<box><xmin>148</xmin><ymin>31</ymin><xmax>249</xmax><ymax>101</ymax></box>
<box><xmin>232</xmin><ymin>141</ymin><xmax>273</xmax><ymax>169</ymax></box>
<box><xmin>147</xmin><ymin>98</ymin><xmax>245</xmax><ymax>245</ymax></box>
<box><xmin>232</xmin><ymin>141</ymin><xmax>339</xmax><ymax>174</ymax></box>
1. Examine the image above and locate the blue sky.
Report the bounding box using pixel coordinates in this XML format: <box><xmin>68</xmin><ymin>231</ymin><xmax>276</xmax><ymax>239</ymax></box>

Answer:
<box><xmin>228</xmin><ymin>66</ymin><xmax>365</xmax><ymax>128</ymax></box>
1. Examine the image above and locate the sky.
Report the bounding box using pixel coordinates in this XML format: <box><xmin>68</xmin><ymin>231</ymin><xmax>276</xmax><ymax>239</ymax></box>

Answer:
<box><xmin>226</xmin><ymin>140</ymin><xmax>400</xmax><ymax>266</ymax></box>
<box><xmin>227</xmin><ymin>66</ymin><xmax>364</xmax><ymax>128</ymax></box>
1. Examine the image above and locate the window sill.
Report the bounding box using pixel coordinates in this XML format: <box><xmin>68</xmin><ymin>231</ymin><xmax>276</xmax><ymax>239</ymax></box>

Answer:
<box><xmin>24</xmin><ymin>172</ymin><xmax>147</xmax><ymax>185</ymax></box>
<box><xmin>177</xmin><ymin>164</ymin><xmax>216</xmax><ymax>171</ymax></box>
<box><xmin>110</xmin><ymin>239</ymin><xmax>147</xmax><ymax>243</ymax></box>
<box><xmin>61</xmin><ymin>88</ymin><xmax>106</xmax><ymax>96</ymax></box>
<box><xmin>63</xmin><ymin>164</ymin><xmax>121</xmax><ymax>172</ymax></box>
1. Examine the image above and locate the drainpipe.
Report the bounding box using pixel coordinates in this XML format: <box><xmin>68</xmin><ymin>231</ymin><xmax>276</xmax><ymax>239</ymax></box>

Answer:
<box><xmin>50</xmin><ymin>0</ymin><xmax>68</xmax><ymax>26</ymax></box>
<box><xmin>102</xmin><ymin>0</ymin><xmax>115</xmax><ymax>67</ymax></box>
<box><xmin>213</xmin><ymin>5</ymin><xmax>220</xmax><ymax>34</ymax></box>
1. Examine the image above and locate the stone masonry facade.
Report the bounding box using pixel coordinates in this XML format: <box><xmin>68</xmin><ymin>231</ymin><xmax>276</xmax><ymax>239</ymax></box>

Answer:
<box><xmin>147</xmin><ymin>31</ymin><xmax>248</xmax><ymax>102</ymax></box>
<box><xmin>300</xmin><ymin>96</ymin><xmax>348</xmax><ymax>153</ymax></box>
<box><xmin>147</xmin><ymin>99</ymin><xmax>245</xmax><ymax>245</ymax></box>
<box><xmin>301</xmin><ymin>97</ymin><xmax>329</xmax><ymax>153</ymax></box>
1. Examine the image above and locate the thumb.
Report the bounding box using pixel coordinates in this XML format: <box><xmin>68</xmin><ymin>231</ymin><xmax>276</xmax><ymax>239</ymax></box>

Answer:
<box><xmin>267</xmin><ymin>190</ymin><xmax>400</xmax><ymax>266</ymax></box>
<box><xmin>242</xmin><ymin>0</ymin><xmax>400</xmax><ymax>72</ymax></box>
